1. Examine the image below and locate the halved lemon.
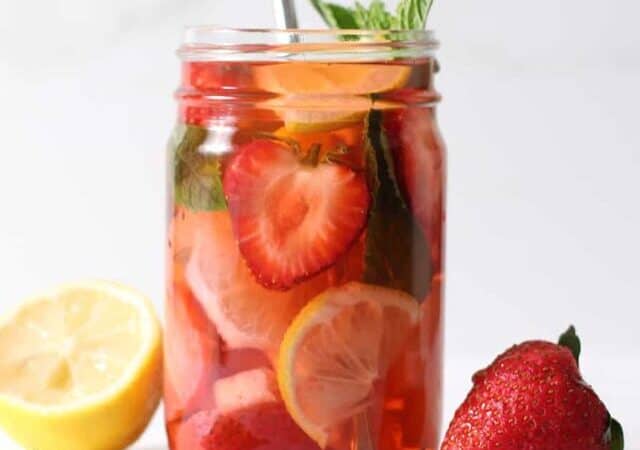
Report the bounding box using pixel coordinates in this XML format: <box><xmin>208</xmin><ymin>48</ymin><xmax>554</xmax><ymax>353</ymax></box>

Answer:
<box><xmin>277</xmin><ymin>282</ymin><xmax>420</xmax><ymax>448</ymax></box>
<box><xmin>0</xmin><ymin>281</ymin><xmax>162</xmax><ymax>450</ymax></box>
<box><xmin>254</xmin><ymin>63</ymin><xmax>411</xmax><ymax>96</ymax></box>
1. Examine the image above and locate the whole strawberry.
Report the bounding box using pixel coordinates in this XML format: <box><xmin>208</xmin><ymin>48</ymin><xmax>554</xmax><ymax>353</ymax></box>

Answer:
<box><xmin>441</xmin><ymin>327</ymin><xmax>624</xmax><ymax>450</ymax></box>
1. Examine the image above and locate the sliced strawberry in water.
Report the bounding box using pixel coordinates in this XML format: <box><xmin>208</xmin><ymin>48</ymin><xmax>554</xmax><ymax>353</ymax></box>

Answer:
<box><xmin>206</xmin><ymin>403</ymin><xmax>319</xmax><ymax>450</ymax></box>
<box><xmin>223</xmin><ymin>139</ymin><xmax>370</xmax><ymax>290</ymax></box>
<box><xmin>174</xmin><ymin>403</ymin><xmax>319</xmax><ymax>450</ymax></box>
<box><xmin>383</xmin><ymin>108</ymin><xmax>446</xmax><ymax>273</ymax></box>
<box><xmin>164</xmin><ymin>283</ymin><xmax>219</xmax><ymax>421</ymax></box>
<box><xmin>383</xmin><ymin>108</ymin><xmax>445</xmax><ymax>233</ymax></box>
<box><xmin>184</xmin><ymin>61</ymin><xmax>254</xmax><ymax>92</ymax></box>
<box><xmin>203</xmin><ymin>412</ymin><xmax>266</xmax><ymax>450</ymax></box>
<box><xmin>169</xmin><ymin>365</ymin><xmax>318</xmax><ymax>450</ymax></box>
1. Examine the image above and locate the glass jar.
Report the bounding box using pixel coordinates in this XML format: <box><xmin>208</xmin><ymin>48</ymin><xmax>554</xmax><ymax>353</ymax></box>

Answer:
<box><xmin>165</xmin><ymin>28</ymin><xmax>445</xmax><ymax>450</ymax></box>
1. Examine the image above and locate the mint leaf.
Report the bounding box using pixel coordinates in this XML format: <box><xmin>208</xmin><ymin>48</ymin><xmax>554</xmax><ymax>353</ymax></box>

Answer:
<box><xmin>396</xmin><ymin>0</ymin><xmax>432</xmax><ymax>30</ymax></box>
<box><xmin>172</xmin><ymin>125</ymin><xmax>227</xmax><ymax>211</ymax></box>
<box><xmin>558</xmin><ymin>325</ymin><xmax>581</xmax><ymax>366</ymax></box>
<box><xmin>310</xmin><ymin>0</ymin><xmax>433</xmax><ymax>30</ymax></box>
<box><xmin>310</xmin><ymin>0</ymin><xmax>359</xmax><ymax>29</ymax></box>
<box><xmin>354</xmin><ymin>1</ymin><xmax>394</xmax><ymax>29</ymax></box>
<box><xmin>363</xmin><ymin>111</ymin><xmax>431</xmax><ymax>300</ymax></box>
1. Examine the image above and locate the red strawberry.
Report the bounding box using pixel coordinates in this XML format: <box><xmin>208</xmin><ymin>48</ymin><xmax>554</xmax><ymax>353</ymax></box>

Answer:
<box><xmin>173</xmin><ymin>403</ymin><xmax>319</xmax><ymax>450</ymax></box>
<box><xmin>441</xmin><ymin>327</ymin><xmax>624</xmax><ymax>450</ymax></box>
<box><xmin>384</xmin><ymin>108</ymin><xmax>446</xmax><ymax>273</ymax></box>
<box><xmin>164</xmin><ymin>283</ymin><xmax>219</xmax><ymax>422</ymax></box>
<box><xmin>179</xmin><ymin>62</ymin><xmax>281</xmax><ymax>128</ymax></box>
<box><xmin>203</xmin><ymin>403</ymin><xmax>318</xmax><ymax>450</ymax></box>
<box><xmin>223</xmin><ymin>138</ymin><xmax>370</xmax><ymax>289</ymax></box>
<box><xmin>184</xmin><ymin>62</ymin><xmax>253</xmax><ymax>93</ymax></box>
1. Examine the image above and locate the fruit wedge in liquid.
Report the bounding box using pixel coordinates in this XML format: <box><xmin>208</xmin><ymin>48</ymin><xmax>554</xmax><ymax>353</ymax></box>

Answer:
<box><xmin>166</xmin><ymin>59</ymin><xmax>445</xmax><ymax>450</ymax></box>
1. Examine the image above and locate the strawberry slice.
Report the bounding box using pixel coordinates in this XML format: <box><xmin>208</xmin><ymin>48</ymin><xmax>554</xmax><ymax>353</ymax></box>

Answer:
<box><xmin>223</xmin><ymin>139</ymin><xmax>370</xmax><ymax>290</ymax></box>
<box><xmin>172</xmin><ymin>403</ymin><xmax>319</xmax><ymax>450</ymax></box>
<box><xmin>383</xmin><ymin>108</ymin><xmax>446</xmax><ymax>273</ymax></box>
<box><xmin>203</xmin><ymin>403</ymin><xmax>319</xmax><ymax>450</ymax></box>
<box><xmin>164</xmin><ymin>283</ymin><xmax>219</xmax><ymax>422</ymax></box>
<box><xmin>184</xmin><ymin>61</ymin><xmax>253</xmax><ymax>93</ymax></box>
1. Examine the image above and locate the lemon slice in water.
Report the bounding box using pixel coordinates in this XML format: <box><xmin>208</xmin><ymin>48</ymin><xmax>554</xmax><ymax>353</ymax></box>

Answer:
<box><xmin>277</xmin><ymin>282</ymin><xmax>419</xmax><ymax>447</ymax></box>
<box><xmin>254</xmin><ymin>63</ymin><xmax>411</xmax><ymax>96</ymax></box>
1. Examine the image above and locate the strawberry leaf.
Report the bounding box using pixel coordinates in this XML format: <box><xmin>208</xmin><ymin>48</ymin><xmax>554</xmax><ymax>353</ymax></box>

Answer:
<box><xmin>606</xmin><ymin>415</ymin><xmax>624</xmax><ymax>450</ymax></box>
<box><xmin>363</xmin><ymin>111</ymin><xmax>431</xmax><ymax>300</ymax></box>
<box><xmin>172</xmin><ymin>125</ymin><xmax>227</xmax><ymax>211</ymax></box>
<box><xmin>558</xmin><ymin>325</ymin><xmax>581</xmax><ymax>366</ymax></box>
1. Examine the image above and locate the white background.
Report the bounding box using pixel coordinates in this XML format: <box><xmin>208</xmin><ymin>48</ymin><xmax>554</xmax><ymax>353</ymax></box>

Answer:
<box><xmin>0</xmin><ymin>0</ymin><xmax>639</xmax><ymax>448</ymax></box>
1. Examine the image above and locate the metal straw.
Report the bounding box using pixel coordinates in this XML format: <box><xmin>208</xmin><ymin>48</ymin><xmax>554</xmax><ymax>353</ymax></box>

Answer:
<box><xmin>273</xmin><ymin>0</ymin><xmax>299</xmax><ymax>29</ymax></box>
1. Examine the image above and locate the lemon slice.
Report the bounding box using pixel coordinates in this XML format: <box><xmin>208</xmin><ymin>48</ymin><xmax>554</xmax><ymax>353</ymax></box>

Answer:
<box><xmin>261</xmin><ymin>95</ymin><xmax>373</xmax><ymax>133</ymax></box>
<box><xmin>254</xmin><ymin>63</ymin><xmax>411</xmax><ymax>95</ymax></box>
<box><xmin>277</xmin><ymin>282</ymin><xmax>419</xmax><ymax>448</ymax></box>
<box><xmin>262</xmin><ymin>96</ymin><xmax>405</xmax><ymax>134</ymax></box>
<box><xmin>0</xmin><ymin>281</ymin><xmax>162</xmax><ymax>450</ymax></box>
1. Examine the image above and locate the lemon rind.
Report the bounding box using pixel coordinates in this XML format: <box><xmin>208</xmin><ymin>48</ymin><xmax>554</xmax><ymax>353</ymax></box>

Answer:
<box><xmin>277</xmin><ymin>282</ymin><xmax>420</xmax><ymax>448</ymax></box>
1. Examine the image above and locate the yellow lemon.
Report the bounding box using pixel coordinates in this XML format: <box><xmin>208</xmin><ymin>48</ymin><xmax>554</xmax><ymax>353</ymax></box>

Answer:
<box><xmin>277</xmin><ymin>282</ymin><xmax>419</xmax><ymax>448</ymax></box>
<box><xmin>254</xmin><ymin>63</ymin><xmax>411</xmax><ymax>96</ymax></box>
<box><xmin>260</xmin><ymin>95</ymin><xmax>372</xmax><ymax>133</ymax></box>
<box><xmin>0</xmin><ymin>281</ymin><xmax>162</xmax><ymax>450</ymax></box>
<box><xmin>261</xmin><ymin>96</ymin><xmax>404</xmax><ymax>134</ymax></box>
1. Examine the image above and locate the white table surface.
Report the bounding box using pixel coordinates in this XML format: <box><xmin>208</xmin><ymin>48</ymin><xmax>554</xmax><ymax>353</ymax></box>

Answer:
<box><xmin>0</xmin><ymin>355</ymin><xmax>636</xmax><ymax>449</ymax></box>
<box><xmin>0</xmin><ymin>0</ymin><xmax>638</xmax><ymax>449</ymax></box>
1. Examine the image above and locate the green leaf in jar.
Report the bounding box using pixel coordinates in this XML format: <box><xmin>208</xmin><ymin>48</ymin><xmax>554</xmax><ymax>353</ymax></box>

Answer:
<box><xmin>309</xmin><ymin>0</ymin><xmax>433</xmax><ymax>31</ymax></box>
<box><xmin>363</xmin><ymin>110</ymin><xmax>432</xmax><ymax>301</ymax></box>
<box><xmin>171</xmin><ymin>124</ymin><xmax>227</xmax><ymax>212</ymax></box>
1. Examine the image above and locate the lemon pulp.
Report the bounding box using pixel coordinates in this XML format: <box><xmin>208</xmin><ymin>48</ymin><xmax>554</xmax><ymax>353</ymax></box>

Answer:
<box><xmin>0</xmin><ymin>281</ymin><xmax>162</xmax><ymax>450</ymax></box>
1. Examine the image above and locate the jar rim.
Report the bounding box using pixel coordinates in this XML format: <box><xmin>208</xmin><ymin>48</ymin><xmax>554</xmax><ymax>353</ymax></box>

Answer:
<box><xmin>179</xmin><ymin>26</ymin><xmax>438</xmax><ymax>61</ymax></box>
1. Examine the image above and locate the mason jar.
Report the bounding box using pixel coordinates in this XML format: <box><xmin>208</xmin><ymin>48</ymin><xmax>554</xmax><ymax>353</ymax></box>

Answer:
<box><xmin>165</xmin><ymin>27</ymin><xmax>446</xmax><ymax>450</ymax></box>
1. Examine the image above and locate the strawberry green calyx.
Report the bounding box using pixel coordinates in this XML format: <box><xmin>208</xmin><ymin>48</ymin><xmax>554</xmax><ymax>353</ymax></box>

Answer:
<box><xmin>558</xmin><ymin>327</ymin><xmax>624</xmax><ymax>450</ymax></box>
<box><xmin>558</xmin><ymin>325</ymin><xmax>581</xmax><ymax>366</ymax></box>
<box><xmin>606</xmin><ymin>416</ymin><xmax>624</xmax><ymax>450</ymax></box>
